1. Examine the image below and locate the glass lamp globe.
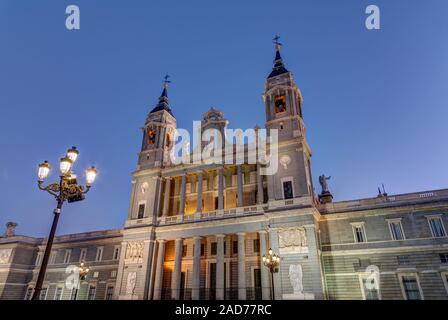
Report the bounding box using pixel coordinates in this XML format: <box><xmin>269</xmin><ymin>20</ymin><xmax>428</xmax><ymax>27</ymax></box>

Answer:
<box><xmin>85</xmin><ymin>166</ymin><xmax>98</xmax><ymax>185</ymax></box>
<box><xmin>67</xmin><ymin>146</ymin><xmax>79</xmax><ymax>163</ymax></box>
<box><xmin>59</xmin><ymin>156</ymin><xmax>73</xmax><ymax>175</ymax></box>
<box><xmin>38</xmin><ymin>161</ymin><xmax>51</xmax><ymax>181</ymax></box>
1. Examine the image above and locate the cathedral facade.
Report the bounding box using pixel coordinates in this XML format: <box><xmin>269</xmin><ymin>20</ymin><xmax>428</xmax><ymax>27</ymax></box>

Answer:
<box><xmin>1</xmin><ymin>44</ymin><xmax>448</xmax><ymax>300</ymax></box>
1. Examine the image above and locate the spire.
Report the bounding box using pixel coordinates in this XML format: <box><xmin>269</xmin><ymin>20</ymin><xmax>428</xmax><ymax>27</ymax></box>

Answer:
<box><xmin>150</xmin><ymin>75</ymin><xmax>173</xmax><ymax>115</ymax></box>
<box><xmin>268</xmin><ymin>35</ymin><xmax>289</xmax><ymax>79</ymax></box>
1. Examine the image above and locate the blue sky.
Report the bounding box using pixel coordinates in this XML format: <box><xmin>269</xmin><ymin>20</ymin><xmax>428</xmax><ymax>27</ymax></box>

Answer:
<box><xmin>0</xmin><ymin>0</ymin><xmax>447</xmax><ymax>237</ymax></box>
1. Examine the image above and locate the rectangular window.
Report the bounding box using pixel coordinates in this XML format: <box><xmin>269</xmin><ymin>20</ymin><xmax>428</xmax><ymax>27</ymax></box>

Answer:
<box><xmin>428</xmin><ymin>216</ymin><xmax>446</xmax><ymax>238</ymax></box>
<box><xmin>50</xmin><ymin>251</ymin><xmax>57</xmax><ymax>264</ymax></box>
<box><xmin>111</xmin><ymin>270</ymin><xmax>117</xmax><ymax>278</ymax></box>
<box><xmin>40</xmin><ymin>287</ymin><xmax>48</xmax><ymax>300</ymax></box>
<box><xmin>282</xmin><ymin>180</ymin><xmax>294</xmax><ymax>199</ymax></box>
<box><xmin>224</xmin><ymin>242</ymin><xmax>227</xmax><ymax>255</ymax></box>
<box><xmin>105</xmin><ymin>286</ymin><xmax>114</xmax><ymax>300</ymax></box>
<box><xmin>398</xmin><ymin>256</ymin><xmax>411</xmax><ymax>265</ymax></box>
<box><xmin>87</xmin><ymin>286</ymin><xmax>96</xmax><ymax>300</ymax></box>
<box><xmin>54</xmin><ymin>287</ymin><xmax>63</xmax><ymax>300</ymax></box>
<box><xmin>113</xmin><ymin>246</ymin><xmax>120</xmax><ymax>260</ymax></box>
<box><xmin>95</xmin><ymin>247</ymin><xmax>104</xmax><ymax>262</ymax></box>
<box><xmin>211</xmin><ymin>242</ymin><xmax>217</xmax><ymax>256</ymax></box>
<box><xmin>233</xmin><ymin>241</ymin><xmax>238</xmax><ymax>255</ymax></box>
<box><xmin>63</xmin><ymin>250</ymin><xmax>71</xmax><ymax>264</ymax></box>
<box><xmin>137</xmin><ymin>204</ymin><xmax>145</xmax><ymax>219</ymax></box>
<box><xmin>182</xmin><ymin>245</ymin><xmax>187</xmax><ymax>257</ymax></box>
<box><xmin>24</xmin><ymin>287</ymin><xmax>33</xmax><ymax>300</ymax></box>
<box><xmin>352</xmin><ymin>223</ymin><xmax>366</xmax><ymax>243</ymax></box>
<box><xmin>253</xmin><ymin>268</ymin><xmax>262</xmax><ymax>288</ymax></box>
<box><xmin>200</xmin><ymin>244</ymin><xmax>205</xmax><ymax>256</ymax></box>
<box><xmin>214</xmin><ymin>197</ymin><xmax>219</xmax><ymax>210</ymax></box>
<box><xmin>253</xmin><ymin>239</ymin><xmax>260</xmax><ymax>253</ymax></box>
<box><xmin>79</xmin><ymin>248</ymin><xmax>87</xmax><ymax>262</ymax></box>
<box><xmin>388</xmin><ymin>220</ymin><xmax>405</xmax><ymax>240</ymax></box>
<box><xmin>401</xmin><ymin>276</ymin><xmax>422</xmax><ymax>300</ymax></box>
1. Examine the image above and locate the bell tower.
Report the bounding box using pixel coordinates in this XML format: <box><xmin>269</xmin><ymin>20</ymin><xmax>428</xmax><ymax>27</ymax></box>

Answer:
<box><xmin>138</xmin><ymin>76</ymin><xmax>177</xmax><ymax>170</ymax></box>
<box><xmin>264</xmin><ymin>37</ymin><xmax>314</xmax><ymax>201</ymax></box>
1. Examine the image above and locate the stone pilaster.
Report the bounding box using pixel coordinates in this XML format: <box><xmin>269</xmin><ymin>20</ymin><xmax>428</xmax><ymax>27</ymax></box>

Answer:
<box><xmin>113</xmin><ymin>241</ymin><xmax>128</xmax><ymax>299</ymax></box>
<box><xmin>237</xmin><ymin>165</ymin><xmax>243</xmax><ymax>207</ymax></box>
<box><xmin>218</xmin><ymin>168</ymin><xmax>224</xmax><ymax>210</ymax></box>
<box><xmin>257</xmin><ymin>164</ymin><xmax>264</xmax><ymax>204</ymax></box>
<box><xmin>196</xmin><ymin>172</ymin><xmax>203</xmax><ymax>213</ymax></box>
<box><xmin>162</xmin><ymin>178</ymin><xmax>171</xmax><ymax>217</ymax></box>
<box><xmin>179</xmin><ymin>175</ymin><xmax>186</xmax><ymax>216</ymax></box>
<box><xmin>304</xmin><ymin>225</ymin><xmax>324</xmax><ymax>299</ymax></box>
<box><xmin>268</xmin><ymin>229</ymin><xmax>282</xmax><ymax>300</ymax></box>
<box><xmin>153</xmin><ymin>240</ymin><xmax>165</xmax><ymax>300</ymax></box>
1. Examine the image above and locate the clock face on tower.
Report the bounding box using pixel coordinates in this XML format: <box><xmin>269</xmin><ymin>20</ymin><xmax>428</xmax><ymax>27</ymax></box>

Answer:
<box><xmin>275</xmin><ymin>95</ymin><xmax>287</xmax><ymax>113</ymax></box>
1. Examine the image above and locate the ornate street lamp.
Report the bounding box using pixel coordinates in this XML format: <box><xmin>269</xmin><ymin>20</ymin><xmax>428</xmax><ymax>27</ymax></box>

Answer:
<box><xmin>73</xmin><ymin>262</ymin><xmax>90</xmax><ymax>300</ymax></box>
<box><xmin>262</xmin><ymin>248</ymin><xmax>280</xmax><ymax>300</ymax></box>
<box><xmin>32</xmin><ymin>147</ymin><xmax>97</xmax><ymax>300</ymax></box>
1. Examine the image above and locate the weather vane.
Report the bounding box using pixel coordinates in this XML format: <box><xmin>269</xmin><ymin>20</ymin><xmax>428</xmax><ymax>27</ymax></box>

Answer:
<box><xmin>163</xmin><ymin>74</ymin><xmax>171</xmax><ymax>88</ymax></box>
<box><xmin>273</xmin><ymin>35</ymin><xmax>282</xmax><ymax>46</ymax></box>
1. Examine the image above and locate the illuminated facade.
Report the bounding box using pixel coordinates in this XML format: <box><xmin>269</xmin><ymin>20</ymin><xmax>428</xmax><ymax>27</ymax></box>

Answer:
<box><xmin>1</xmin><ymin>43</ymin><xmax>447</xmax><ymax>300</ymax></box>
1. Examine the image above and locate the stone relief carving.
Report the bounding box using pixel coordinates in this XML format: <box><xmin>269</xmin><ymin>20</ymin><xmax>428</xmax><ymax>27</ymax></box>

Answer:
<box><xmin>126</xmin><ymin>272</ymin><xmax>137</xmax><ymax>295</ymax></box>
<box><xmin>289</xmin><ymin>264</ymin><xmax>303</xmax><ymax>295</ymax></box>
<box><xmin>140</xmin><ymin>182</ymin><xmax>149</xmax><ymax>194</ymax></box>
<box><xmin>0</xmin><ymin>249</ymin><xmax>12</xmax><ymax>264</ymax></box>
<box><xmin>279</xmin><ymin>155</ymin><xmax>291</xmax><ymax>170</ymax></box>
<box><xmin>124</xmin><ymin>241</ymin><xmax>144</xmax><ymax>264</ymax></box>
<box><xmin>278</xmin><ymin>227</ymin><xmax>308</xmax><ymax>254</ymax></box>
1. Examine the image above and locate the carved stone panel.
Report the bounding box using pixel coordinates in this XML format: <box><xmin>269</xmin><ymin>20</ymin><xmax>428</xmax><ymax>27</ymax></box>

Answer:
<box><xmin>124</xmin><ymin>241</ymin><xmax>144</xmax><ymax>264</ymax></box>
<box><xmin>125</xmin><ymin>272</ymin><xmax>137</xmax><ymax>295</ymax></box>
<box><xmin>0</xmin><ymin>249</ymin><xmax>12</xmax><ymax>264</ymax></box>
<box><xmin>278</xmin><ymin>227</ymin><xmax>308</xmax><ymax>254</ymax></box>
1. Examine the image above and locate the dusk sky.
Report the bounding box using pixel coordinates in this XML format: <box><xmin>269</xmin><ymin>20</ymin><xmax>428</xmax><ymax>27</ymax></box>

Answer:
<box><xmin>1</xmin><ymin>0</ymin><xmax>447</xmax><ymax>237</ymax></box>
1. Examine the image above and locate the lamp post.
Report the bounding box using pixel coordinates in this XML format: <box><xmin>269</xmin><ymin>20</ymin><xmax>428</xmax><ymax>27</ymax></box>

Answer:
<box><xmin>262</xmin><ymin>248</ymin><xmax>280</xmax><ymax>300</ymax></box>
<box><xmin>32</xmin><ymin>147</ymin><xmax>97</xmax><ymax>300</ymax></box>
<box><xmin>73</xmin><ymin>262</ymin><xmax>89</xmax><ymax>300</ymax></box>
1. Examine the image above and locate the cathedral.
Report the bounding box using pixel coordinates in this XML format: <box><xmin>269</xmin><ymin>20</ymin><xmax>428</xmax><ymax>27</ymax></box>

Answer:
<box><xmin>1</xmin><ymin>42</ymin><xmax>448</xmax><ymax>301</ymax></box>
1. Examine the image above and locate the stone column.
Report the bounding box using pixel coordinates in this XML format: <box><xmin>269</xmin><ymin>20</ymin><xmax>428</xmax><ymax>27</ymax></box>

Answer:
<box><xmin>267</xmin><ymin>175</ymin><xmax>275</xmax><ymax>202</ymax></box>
<box><xmin>216</xmin><ymin>234</ymin><xmax>225</xmax><ymax>300</ymax></box>
<box><xmin>268</xmin><ymin>229</ymin><xmax>281</xmax><ymax>300</ymax></box>
<box><xmin>196</xmin><ymin>172</ymin><xmax>203</xmax><ymax>213</ymax></box>
<box><xmin>153</xmin><ymin>240</ymin><xmax>166</xmax><ymax>300</ymax></box>
<box><xmin>192</xmin><ymin>237</ymin><xmax>202</xmax><ymax>300</ymax></box>
<box><xmin>258</xmin><ymin>231</ymin><xmax>270</xmax><ymax>300</ymax></box>
<box><xmin>218</xmin><ymin>167</ymin><xmax>224</xmax><ymax>210</ymax></box>
<box><xmin>179</xmin><ymin>175</ymin><xmax>186</xmax><ymax>216</ymax></box>
<box><xmin>237</xmin><ymin>165</ymin><xmax>243</xmax><ymax>207</ymax></box>
<box><xmin>171</xmin><ymin>238</ymin><xmax>183</xmax><ymax>300</ymax></box>
<box><xmin>237</xmin><ymin>233</ymin><xmax>246</xmax><ymax>300</ymax></box>
<box><xmin>304</xmin><ymin>225</ymin><xmax>324</xmax><ymax>299</ymax></box>
<box><xmin>257</xmin><ymin>164</ymin><xmax>264</xmax><ymax>204</ymax></box>
<box><xmin>162</xmin><ymin>177</ymin><xmax>171</xmax><ymax>217</ymax></box>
